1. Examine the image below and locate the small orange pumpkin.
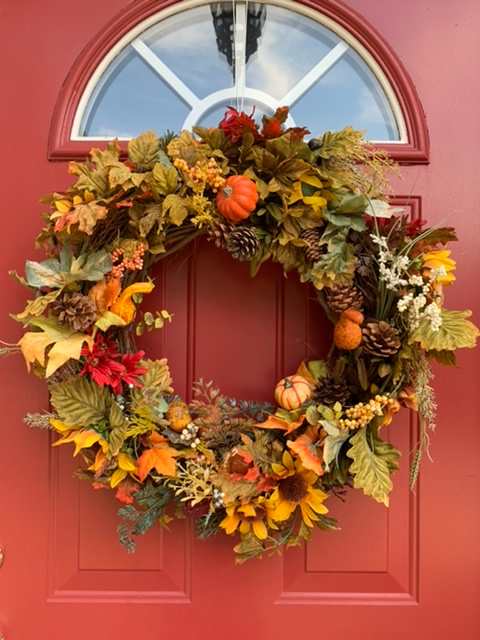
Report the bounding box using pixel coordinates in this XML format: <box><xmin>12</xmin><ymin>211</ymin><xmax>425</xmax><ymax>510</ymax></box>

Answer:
<box><xmin>274</xmin><ymin>374</ymin><xmax>312</xmax><ymax>410</ymax></box>
<box><xmin>165</xmin><ymin>399</ymin><xmax>192</xmax><ymax>432</ymax></box>
<box><xmin>333</xmin><ymin>308</ymin><xmax>364</xmax><ymax>351</ymax></box>
<box><xmin>216</xmin><ymin>175</ymin><xmax>258</xmax><ymax>222</ymax></box>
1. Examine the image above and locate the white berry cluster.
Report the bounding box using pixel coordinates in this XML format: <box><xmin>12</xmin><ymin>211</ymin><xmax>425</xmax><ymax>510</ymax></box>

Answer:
<box><xmin>212</xmin><ymin>486</ymin><xmax>225</xmax><ymax>509</ymax></box>
<box><xmin>179</xmin><ymin>422</ymin><xmax>201</xmax><ymax>448</ymax></box>
<box><xmin>371</xmin><ymin>234</ymin><xmax>410</xmax><ymax>291</ymax></box>
<box><xmin>397</xmin><ymin>270</ymin><xmax>444</xmax><ymax>332</ymax></box>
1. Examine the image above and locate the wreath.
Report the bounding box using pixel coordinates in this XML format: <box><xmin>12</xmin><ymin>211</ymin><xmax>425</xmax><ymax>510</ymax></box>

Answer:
<box><xmin>3</xmin><ymin>107</ymin><xmax>478</xmax><ymax>563</ymax></box>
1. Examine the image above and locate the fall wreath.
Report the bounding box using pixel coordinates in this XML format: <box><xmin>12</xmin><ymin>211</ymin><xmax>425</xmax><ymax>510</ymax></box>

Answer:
<box><xmin>3</xmin><ymin>107</ymin><xmax>478</xmax><ymax>562</ymax></box>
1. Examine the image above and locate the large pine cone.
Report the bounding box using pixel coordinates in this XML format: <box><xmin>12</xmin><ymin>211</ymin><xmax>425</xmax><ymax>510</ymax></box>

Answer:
<box><xmin>314</xmin><ymin>380</ymin><xmax>351</xmax><ymax>407</ymax></box>
<box><xmin>51</xmin><ymin>292</ymin><xmax>97</xmax><ymax>332</ymax></box>
<box><xmin>362</xmin><ymin>321</ymin><xmax>401</xmax><ymax>357</ymax></box>
<box><xmin>207</xmin><ymin>218</ymin><xmax>235</xmax><ymax>250</ymax></box>
<box><xmin>225</xmin><ymin>227</ymin><xmax>260</xmax><ymax>261</ymax></box>
<box><xmin>324</xmin><ymin>283</ymin><xmax>364</xmax><ymax>314</ymax></box>
<box><xmin>300</xmin><ymin>227</ymin><xmax>324</xmax><ymax>263</ymax></box>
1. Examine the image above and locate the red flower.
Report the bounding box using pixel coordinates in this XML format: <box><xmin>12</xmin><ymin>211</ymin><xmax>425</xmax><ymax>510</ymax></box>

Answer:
<box><xmin>110</xmin><ymin>350</ymin><xmax>148</xmax><ymax>394</ymax></box>
<box><xmin>80</xmin><ymin>333</ymin><xmax>124</xmax><ymax>387</ymax></box>
<box><xmin>219</xmin><ymin>106</ymin><xmax>260</xmax><ymax>142</ymax></box>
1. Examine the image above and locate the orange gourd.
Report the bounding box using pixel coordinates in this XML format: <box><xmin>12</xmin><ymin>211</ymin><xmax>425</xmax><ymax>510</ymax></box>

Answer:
<box><xmin>274</xmin><ymin>374</ymin><xmax>312</xmax><ymax>410</ymax></box>
<box><xmin>216</xmin><ymin>175</ymin><xmax>258</xmax><ymax>222</ymax></box>
<box><xmin>333</xmin><ymin>308</ymin><xmax>364</xmax><ymax>350</ymax></box>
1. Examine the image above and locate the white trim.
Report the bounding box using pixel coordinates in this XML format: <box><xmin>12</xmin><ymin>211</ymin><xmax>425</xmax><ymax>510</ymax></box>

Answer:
<box><xmin>71</xmin><ymin>0</ymin><xmax>407</xmax><ymax>143</ymax></box>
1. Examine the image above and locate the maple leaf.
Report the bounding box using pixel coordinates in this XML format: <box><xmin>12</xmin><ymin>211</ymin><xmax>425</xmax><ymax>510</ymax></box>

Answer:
<box><xmin>136</xmin><ymin>443</ymin><xmax>180</xmax><ymax>481</ymax></box>
<box><xmin>18</xmin><ymin>317</ymin><xmax>93</xmax><ymax>377</ymax></box>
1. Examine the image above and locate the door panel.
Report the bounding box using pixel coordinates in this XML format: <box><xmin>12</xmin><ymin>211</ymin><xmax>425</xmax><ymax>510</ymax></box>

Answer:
<box><xmin>1</xmin><ymin>1</ymin><xmax>479</xmax><ymax>639</ymax></box>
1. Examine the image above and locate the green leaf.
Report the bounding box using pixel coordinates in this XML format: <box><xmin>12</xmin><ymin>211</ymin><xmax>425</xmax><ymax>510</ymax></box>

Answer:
<box><xmin>311</xmin><ymin>127</ymin><xmax>365</xmax><ymax>160</ymax></box>
<box><xmin>308</xmin><ymin>226</ymin><xmax>356</xmax><ymax>289</ymax></box>
<box><xmin>138</xmin><ymin>204</ymin><xmax>164</xmax><ymax>237</ymax></box>
<box><xmin>131</xmin><ymin>358</ymin><xmax>173</xmax><ymax>406</ymax></box>
<box><xmin>128</xmin><ymin>131</ymin><xmax>160</xmax><ymax>168</ymax></box>
<box><xmin>69</xmin><ymin>249</ymin><xmax>112</xmax><ymax>282</ymax></box>
<box><xmin>16</xmin><ymin>290</ymin><xmax>63</xmax><ymax>319</ymax></box>
<box><xmin>94</xmin><ymin>311</ymin><xmax>126</xmax><ymax>331</ymax></box>
<box><xmin>108</xmin><ymin>402</ymin><xmax>128</xmax><ymax>456</ymax></box>
<box><xmin>409</xmin><ymin>309</ymin><xmax>479</xmax><ymax>351</ymax></box>
<box><xmin>163</xmin><ymin>194</ymin><xmax>190</xmax><ymax>226</ymax></box>
<box><xmin>152</xmin><ymin>162</ymin><xmax>178</xmax><ymax>196</ymax></box>
<box><xmin>50</xmin><ymin>377</ymin><xmax>111</xmax><ymax>427</ymax></box>
<box><xmin>307</xmin><ymin>359</ymin><xmax>328</xmax><ymax>382</ymax></box>
<box><xmin>323</xmin><ymin>210</ymin><xmax>366</xmax><ymax>231</ymax></box>
<box><xmin>328</xmin><ymin>193</ymin><xmax>369</xmax><ymax>215</ymax></box>
<box><xmin>346</xmin><ymin>428</ymin><xmax>400</xmax><ymax>506</ymax></box>
<box><xmin>25</xmin><ymin>257</ymin><xmax>64</xmax><ymax>288</ymax></box>
<box><xmin>426</xmin><ymin>349</ymin><xmax>458</xmax><ymax>366</ymax></box>
<box><xmin>321</xmin><ymin>420</ymin><xmax>351</xmax><ymax>472</ymax></box>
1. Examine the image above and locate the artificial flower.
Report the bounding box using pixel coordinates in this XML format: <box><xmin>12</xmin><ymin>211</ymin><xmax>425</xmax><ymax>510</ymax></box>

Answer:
<box><xmin>421</xmin><ymin>249</ymin><xmax>456</xmax><ymax>285</ymax></box>
<box><xmin>220</xmin><ymin>496</ymin><xmax>278</xmax><ymax>540</ymax></box>
<box><xmin>219</xmin><ymin>106</ymin><xmax>260</xmax><ymax>142</ymax></box>
<box><xmin>267</xmin><ymin>451</ymin><xmax>329</xmax><ymax>527</ymax></box>
<box><xmin>289</xmin><ymin>173</ymin><xmax>328</xmax><ymax>213</ymax></box>
<box><xmin>110</xmin><ymin>350</ymin><xmax>148</xmax><ymax>394</ymax></box>
<box><xmin>287</xmin><ymin>425</ymin><xmax>324</xmax><ymax>475</ymax></box>
<box><xmin>79</xmin><ymin>332</ymin><xmax>124</xmax><ymax>387</ymax></box>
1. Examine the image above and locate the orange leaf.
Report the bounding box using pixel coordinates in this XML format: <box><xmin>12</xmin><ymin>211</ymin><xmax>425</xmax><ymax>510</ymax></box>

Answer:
<box><xmin>256</xmin><ymin>414</ymin><xmax>304</xmax><ymax>434</ymax></box>
<box><xmin>287</xmin><ymin>425</ymin><xmax>324</xmax><ymax>475</ymax></box>
<box><xmin>115</xmin><ymin>476</ymin><xmax>142</xmax><ymax>504</ymax></box>
<box><xmin>295</xmin><ymin>361</ymin><xmax>316</xmax><ymax>389</ymax></box>
<box><xmin>136</xmin><ymin>444</ymin><xmax>179</xmax><ymax>481</ymax></box>
<box><xmin>88</xmin><ymin>276</ymin><xmax>122</xmax><ymax>314</ymax></box>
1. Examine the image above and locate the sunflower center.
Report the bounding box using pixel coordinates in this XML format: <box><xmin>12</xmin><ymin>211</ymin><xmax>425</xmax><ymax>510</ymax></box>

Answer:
<box><xmin>240</xmin><ymin>506</ymin><xmax>266</xmax><ymax>523</ymax></box>
<box><xmin>279</xmin><ymin>474</ymin><xmax>308</xmax><ymax>503</ymax></box>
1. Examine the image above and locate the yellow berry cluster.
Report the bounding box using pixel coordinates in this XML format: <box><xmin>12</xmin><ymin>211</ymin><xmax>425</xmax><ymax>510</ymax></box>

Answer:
<box><xmin>174</xmin><ymin>157</ymin><xmax>226</xmax><ymax>193</ymax></box>
<box><xmin>111</xmin><ymin>242</ymin><xmax>146</xmax><ymax>279</ymax></box>
<box><xmin>339</xmin><ymin>395</ymin><xmax>395</xmax><ymax>430</ymax></box>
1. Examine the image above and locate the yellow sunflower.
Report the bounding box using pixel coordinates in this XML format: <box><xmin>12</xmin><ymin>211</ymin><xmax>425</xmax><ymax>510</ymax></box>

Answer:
<box><xmin>267</xmin><ymin>451</ymin><xmax>329</xmax><ymax>527</ymax></box>
<box><xmin>220</xmin><ymin>496</ymin><xmax>278</xmax><ymax>540</ymax></box>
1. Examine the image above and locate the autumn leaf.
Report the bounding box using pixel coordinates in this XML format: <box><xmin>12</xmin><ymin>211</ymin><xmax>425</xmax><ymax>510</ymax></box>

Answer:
<box><xmin>18</xmin><ymin>317</ymin><xmax>93</xmax><ymax>377</ymax></box>
<box><xmin>162</xmin><ymin>193</ymin><xmax>190</xmax><ymax>226</ymax></box>
<box><xmin>49</xmin><ymin>377</ymin><xmax>110</xmax><ymax>426</ymax></box>
<box><xmin>52</xmin><ymin>426</ymin><xmax>106</xmax><ymax>456</ymax></box>
<box><xmin>136</xmin><ymin>443</ymin><xmax>180</xmax><ymax>481</ymax></box>
<box><xmin>287</xmin><ymin>425</ymin><xmax>324</xmax><ymax>475</ymax></box>
<box><xmin>256</xmin><ymin>413</ymin><xmax>305</xmax><ymax>434</ymax></box>
<box><xmin>409</xmin><ymin>309</ymin><xmax>479</xmax><ymax>351</ymax></box>
<box><xmin>128</xmin><ymin>131</ymin><xmax>160</xmax><ymax>168</ymax></box>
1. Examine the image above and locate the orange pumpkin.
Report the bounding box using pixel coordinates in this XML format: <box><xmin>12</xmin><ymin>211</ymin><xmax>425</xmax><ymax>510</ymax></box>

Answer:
<box><xmin>216</xmin><ymin>175</ymin><xmax>258</xmax><ymax>222</ymax></box>
<box><xmin>165</xmin><ymin>400</ymin><xmax>192</xmax><ymax>432</ymax></box>
<box><xmin>274</xmin><ymin>374</ymin><xmax>312</xmax><ymax>410</ymax></box>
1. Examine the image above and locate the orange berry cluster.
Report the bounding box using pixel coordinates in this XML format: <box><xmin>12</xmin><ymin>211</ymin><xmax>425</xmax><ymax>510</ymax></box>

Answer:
<box><xmin>111</xmin><ymin>243</ymin><xmax>146</xmax><ymax>279</ymax></box>
<box><xmin>174</xmin><ymin>157</ymin><xmax>226</xmax><ymax>193</ymax></box>
<box><xmin>339</xmin><ymin>395</ymin><xmax>395</xmax><ymax>430</ymax></box>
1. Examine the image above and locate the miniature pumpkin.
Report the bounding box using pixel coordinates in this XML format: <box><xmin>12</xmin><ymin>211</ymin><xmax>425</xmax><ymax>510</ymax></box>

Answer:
<box><xmin>165</xmin><ymin>399</ymin><xmax>192</xmax><ymax>432</ymax></box>
<box><xmin>274</xmin><ymin>374</ymin><xmax>312</xmax><ymax>410</ymax></box>
<box><xmin>216</xmin><ymin>175</ymin><xmax>259</xmax><ymax>222</ymax></box>
<box><xmin>333</xmin><ymin>308</ymin><xmax>364</xmax><ymax>350</ymax></box>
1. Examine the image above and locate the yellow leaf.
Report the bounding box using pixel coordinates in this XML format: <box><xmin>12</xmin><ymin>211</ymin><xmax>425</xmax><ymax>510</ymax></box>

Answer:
<box><xmin>18</xmin><ymin>318</ymin><xmax>93</xmax><ymax>377</ymax></box>
<box><xmin>52</xmin><ymin>427</ymin><xmax>105</xmax><ymax>456</ymax></box>
<box><xmin>110</xmin><ymin>468</ymin><xmax>128</xmax><ymax>488</ymax></box>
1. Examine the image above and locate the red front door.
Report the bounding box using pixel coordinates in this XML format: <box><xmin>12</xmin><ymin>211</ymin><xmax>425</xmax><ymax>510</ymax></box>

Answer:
<box><xmin>1</xmin><ymin>1</ymin><xmax>479</xmax><ymax>639</ymax></box>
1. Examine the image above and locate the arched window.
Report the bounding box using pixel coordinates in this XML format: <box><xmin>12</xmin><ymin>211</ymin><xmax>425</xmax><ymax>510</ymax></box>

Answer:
<box><xmin>50</xmin><ymin>0</ymin><xmax>428</xmax><ymax>161</ymax></box>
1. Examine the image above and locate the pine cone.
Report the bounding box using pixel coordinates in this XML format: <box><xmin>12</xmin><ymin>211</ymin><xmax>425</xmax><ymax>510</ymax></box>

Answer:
<box><xmin>314</xmin><ymin>381</ymin><xmax>351</xmax><ymax>407</ymax></box>
<box><xmin>324</xmin><ymin>283</ymin><xmax>364</xmax><ymax>314</ymax></box>
<box><xmin>225</xmin><ymin>227</ymin><xmax>260</xmax><ymax>261</ymax></box>
<box><xmin>51</xmin><ymin>292</ymin><xmax>97</xmax><ymax>332</ymax></box>
<box><xmin>300</xmin><ymin>227</ymin><xmax>324</xmax><ymax>263</ymax></box>
<box><xmin>362</xmin><ymin>321</ymin><xmax>401</xmax><ymax>357</ymax></box>
<box><xmin>207</xmin><ymin>218</ymin><xmax>235</xmax><ymax>250</ymax></box>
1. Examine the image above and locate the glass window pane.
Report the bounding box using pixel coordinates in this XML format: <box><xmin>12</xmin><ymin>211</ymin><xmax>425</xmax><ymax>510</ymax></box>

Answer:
<box><xmin>78</xmin><ymin>2</ymin><xmax>402</xmax><ymax>142</ymax></box>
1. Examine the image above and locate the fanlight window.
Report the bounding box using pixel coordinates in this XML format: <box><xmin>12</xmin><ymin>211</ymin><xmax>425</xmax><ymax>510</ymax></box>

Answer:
<box><xmin>74</xmin><ymin>1</ymin><xmax>406</xmax><ymax>142</ymax></box>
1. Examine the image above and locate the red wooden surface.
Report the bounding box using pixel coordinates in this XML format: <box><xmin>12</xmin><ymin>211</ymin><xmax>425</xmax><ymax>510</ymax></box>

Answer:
<box><xmin>1</xmin><ymin>1</ymin><xmax>479</xmax><ymax>639</ymax></box>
